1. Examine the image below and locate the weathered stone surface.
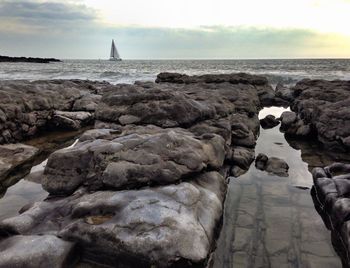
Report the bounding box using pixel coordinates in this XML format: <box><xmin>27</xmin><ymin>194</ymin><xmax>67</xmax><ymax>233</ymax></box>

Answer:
<box><xmin>51</xmin><ymin>111</ymin><xmax>93</xmax><ymax>130</ymax></box>
<box><xmin>0</xmin><ymin>172</ymin><xmax>226</xmax><ymax>267</ymax></box>
<box><xmin>255</xmin><ymin>153</ymin><xmax>289</xmax><ymax>177</ymax></box>
<box><xmin>0</xmin><ymin>143</ymin><xmax>39</xmax><ymax>187</ymax></box>
<box><xmin>156</xmin><ymin>72</ymin><xmax>276</xmax><ymax>107</ymax></box>
<box><xmin>231</xmin><ymin>146</ymin><xmax>255</xmax><ymax>170</ymax></box>
<box><xmin>0</xmin><ymin>80</ymin><xmax>114</xmax><ymax>143</ymax></box>
<box><xmin>280</xmin><ymin>111</ymin><xmax>311</xmax><ymax>137</ymax></box>
<box><xmin>275</xmin><ymin>83</ymin><xmax>294</xmax><ymax>102</ymax></box>
<box><xmin>43</xmin><ymin>129</ymin><xmax>226</xmax><ymax>195</ymax></box>
<box><xmin>0</xmin><ymin>235</ymin><xmax>76</xmax><ymax>268</ymax></box>
<box><xmin>260</xmin><ymin>114</ymin><xmax>280</xmax><ymax>129</ymax></box>
<box><xmin>290</xmin><ymin>79</ymin><xmax>350</xmax><ymax>151</ymax></box>
<box><xmin>96</xmin><ymin>83</ymin><xmax>230</xmax><ymax>128</ymax></box>
<box><xmin>312</xmin><ymin>163</ymin><xmax>350</xmax><ymax>267</ymax></box>
<box><xmin>0</xmin><ymin>73</ymin><xmax>274</xmax><ymax>267</ymax></box>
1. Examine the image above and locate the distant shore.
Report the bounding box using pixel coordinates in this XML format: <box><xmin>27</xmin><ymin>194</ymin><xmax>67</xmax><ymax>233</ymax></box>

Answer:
<box><xmin>0</xmin><ymin>55</ymin><xmax>61</xmax><ymax>63</ymax></box>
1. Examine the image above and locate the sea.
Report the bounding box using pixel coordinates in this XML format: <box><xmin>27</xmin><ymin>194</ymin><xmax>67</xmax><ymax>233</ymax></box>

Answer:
<box><xmin>0</xmin><ymin>59</ymin><xmax>350</xmax><ymax>87</ymax></box>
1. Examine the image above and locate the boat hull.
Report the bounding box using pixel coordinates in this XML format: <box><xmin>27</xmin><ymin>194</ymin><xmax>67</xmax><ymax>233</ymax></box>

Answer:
<box><xmin>109</xmin><ymin>58</ymin><xmax>122</xmax><ymax>61</ymax></box>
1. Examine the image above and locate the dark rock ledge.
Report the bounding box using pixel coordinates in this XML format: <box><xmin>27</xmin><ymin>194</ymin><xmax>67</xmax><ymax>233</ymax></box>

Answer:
<box><xmin>279</xmin><ymin>79</ymin><xmax>350</xmax><ymax>152</ymax></box>
<box><xmin>0</xmin><ymin>79</ymin><xmax>115</xmax><ymax>144</ymax></box>
<box><xmin>0</xmin><ymin>73</ymin><xmax>277</xmax><ymax>267</ymax></box>
<box><xmin>312</xmin><ymin>163</ymin><xmax>350</xmax><ymax>268</ymax></box>
<box><xmin>0</xmin><ymin>55</ymin><xmax>61</xmax><ymax>63</ymax></box>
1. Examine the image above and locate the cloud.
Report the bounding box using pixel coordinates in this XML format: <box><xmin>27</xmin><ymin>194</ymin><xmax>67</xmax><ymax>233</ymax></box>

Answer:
<box><xmin>0</xmin><ymin>1</ymin><xmax>349</xmax><ymax>59</ymax></box>
<box><xmin>0</xmin><ymin>0</ymin><xmax>97</xmax><ymax>24</ymax></box>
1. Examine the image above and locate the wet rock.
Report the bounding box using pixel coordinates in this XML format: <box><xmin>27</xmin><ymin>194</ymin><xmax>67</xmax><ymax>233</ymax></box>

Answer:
<box><xmin>51</xmin><ymin>111</ymin><xmax>93</xmax><ymax>130</ymax></box>
<box><xmin>72</xmin><ymin>94</ymin><xmax>102</xmax><ymax>111</ymax></box>
<box><xmin>79</xmin><ymin>128</ymin><xmax>121</xmax><ymax>142</ymax></box>
<box><xmin>290</xmin><ymin>79</ymin><xmax>350</xmax><ymax>152</ymax></box>
<box><xmin>231</xmin><ymin>122</ymin><xmax>256</xmax><ymax>148</ymax></box>
<box><xmin>312</xmin><ymin>163</ymin><xmax>350</xmax><ymax>267</ymax></box>
<box><xmin>260</xmin><ymin>115</ymin><xmax>280</xmax><ymax>129</ymax></box>
<box><xmin>0</xmin><ymin>172</ymin><xmax>226</xmax><ymax>267</ymax></box>
<box><xmin>0</xmin><ymin>80</ymin><xmax>114</xmax><ymax>144</ymax></box>
<box><xmin>0</xmin><ymin>73</ymin><xmax>273</xmax><ymax>267</ymax></box>
<box><xmin>275</xmin><ymin>83</ymin><xmax>294</xmax><ymax>102</ymax></box>
<box><xmin>156</xmin><ymin>72</ymin><xmax>269</xmax><ymax>86</ymax></box>
<box><xmin>96</xmin><ymin>84</ymin><xmax>223</xmax><ymax>128</ymax></box>
<box><xmin>43</xmin><ymin>129</ymin><xmax>226</xmax><ymax>195</ymax></box>
<box><xmin>231</xmin><ymin>146</ymin><xmax>255</xmax><ymax>170</ymax></box>
<box><xmin>280</xmin><ymin>111</ymin><xmax>311</xmax><ymax>137</ymax></box>
<box><xmin>0</xmin><ymin>143</ymin><xmax>39</xmax><ymax>188</ymax></box>
<box><xmin>0</xmin><ymin>235</ymin><xmax>76</xmax><ymax>268</ymax></box>
<box><xmin>255</xmin><ymin>153</ymin><xmax>289</xmax><ymax>177</ymax></box>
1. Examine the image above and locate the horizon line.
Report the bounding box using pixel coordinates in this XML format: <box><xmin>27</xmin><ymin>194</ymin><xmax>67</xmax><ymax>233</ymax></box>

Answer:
<box><xmin>59</xmin><ymin>57</ymin><xmax>350</xmax><ymax>61</ymax></box>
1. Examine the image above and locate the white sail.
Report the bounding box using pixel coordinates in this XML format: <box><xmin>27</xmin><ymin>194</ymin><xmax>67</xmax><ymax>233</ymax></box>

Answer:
<box><xmin>109</xmin><ymin>39</ymin><xmax>121</xmax><ymax>61</ymax></box>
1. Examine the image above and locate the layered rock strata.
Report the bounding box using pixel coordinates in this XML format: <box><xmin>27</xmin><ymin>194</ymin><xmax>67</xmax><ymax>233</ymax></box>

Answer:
<box><xmin>0</xmin><ymin>79</ymin><xmax>114</xmax><ymax>144</ymax></box>
<box><xmin>283</xmin><ymin>79</ymin><xmax>350</xmax><ymax>152</ymax></box>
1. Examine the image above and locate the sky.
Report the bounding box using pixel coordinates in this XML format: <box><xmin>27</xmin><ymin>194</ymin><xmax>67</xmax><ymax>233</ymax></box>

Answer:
<box><xmin>0</xmin><ymin>0</ymin><xmax>350</xmax><ymax>59</ymax></box>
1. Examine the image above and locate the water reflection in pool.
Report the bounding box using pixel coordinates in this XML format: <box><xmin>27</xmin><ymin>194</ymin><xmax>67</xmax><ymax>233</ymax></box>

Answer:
<box><xmin>211</xmin><ymin>107</ymin><xmax>341</xmax><ymax>267</ymax></box>
<box><xmin>0</xmin><ymin>139</ymin><xmax>79</xmax><ymax>221</ymax></box>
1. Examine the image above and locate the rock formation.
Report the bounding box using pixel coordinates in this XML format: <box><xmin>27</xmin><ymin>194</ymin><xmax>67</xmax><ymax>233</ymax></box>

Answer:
<box><xmin>0</xmin><ymin>143</ymin><xmax>39</xmax><ymax>191</ymax></box>
<box><xmin>0</xmin><ymin>79</ymin><xmax>114</xmax><ymax>144</ymax></box>
<box><xmin>0</xmin><ymin>73</ymin><xmax>274</xmax><ymax>267</ymax></box>
<box><xmin>312</xmin><ymin>163</ymin><xmax>350</xmax><ymax>268</ymax></box>
<box><xmin>0</xmin><ymin>55</ymin><xmax>61</xmax><ymax>63</ymax></box>
<box><xmin>255</xmin><ymin>153</ymin><xmax>289</xmax><ymax>177</ymax></box>
<box><xmin>260</xmin><ymin>114</ymin><xmax>280</xmax><ymax>129</ymax></box>
<box><xmin>287</xmin><ymin>79</ymin><xmax>350</xmax><ymax>152</ymax></box>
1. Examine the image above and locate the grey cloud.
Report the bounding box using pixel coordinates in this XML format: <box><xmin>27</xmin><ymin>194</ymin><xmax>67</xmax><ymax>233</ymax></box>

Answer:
<box><xmin>0</xmin><ymin>0</ymin><xmax>96</xmax><ymax>22</ymax></box>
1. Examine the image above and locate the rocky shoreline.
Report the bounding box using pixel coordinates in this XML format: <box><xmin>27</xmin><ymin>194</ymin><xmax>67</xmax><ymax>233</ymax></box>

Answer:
<box><xmin>0</xmin><ymin>73</ymin><xmax>349</xmax><ymax>267</ymax></box>
<box><xmin>0</xmin><ymin>55</ymin><xmax>61</xmax><ymax>64</ymax></box>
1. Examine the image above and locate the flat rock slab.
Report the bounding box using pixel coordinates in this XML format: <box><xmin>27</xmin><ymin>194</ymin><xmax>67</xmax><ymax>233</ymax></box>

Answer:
<box><xmin>0</xmin><ymin>143</ymin><xmax>39</xmax><ymax>184</ymax></box>
<box><xmin>0</xmin><ymin>235</ymin><xmax>76</xmax><ymax>268</ymax></box>
<box><xmin>51</xmin><ymin>111</ymin><xmax>93</xmax><ymax>130</ymax></box>
<box><xmin>0</xmin><ymin>172</ymin><xmax>226</xmax><ymax>267</ymax></box>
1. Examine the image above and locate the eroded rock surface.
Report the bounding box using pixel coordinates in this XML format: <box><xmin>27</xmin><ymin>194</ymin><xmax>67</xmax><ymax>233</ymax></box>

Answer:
<box><xmin>1</xmin><ymin>172</ymin><xmax>226</xmax><ymax>267</ymax></box>
<box><xmin>289</xmin><ymin>79</ymin><xmax>350</xmax><ymax>152</ymax></box>
<box><xmin>0</xmin><ymin>235</ymin><xmax>76</xmax><ymax>268</ymax></box>
<box><xmin>0</xmin><ymin>143</ymin><xmax>39</xmax><ymax>189</ymax></box>
<box><xmin>260</xmin><ymin>114</ymin><xmax>280</xmax><ymax>129</ymax></box>
<box><xmin>43</xmin><ymin>129</ymin><xmax>226</xmax><ymax>195</ymax></box>
<box><xmin>0</xmin><ymin>79</ymin><xmax>114</xmax><ymax>144</ymax></box>
<box><xmin>312</xmin><ymin>163</ymin><xmax>350</xmax><ymax>267</ymax></box>
<box><xmin>280</xmin><ymin>111</ymin><xmax>312</xmax><ymax>137</ymax></box>
<box><xmin>0</xmin><ymin>73</ymin><xmax>276</xmax><ymax>267</ymax></box>
<box><xmin>255</xmin><ymin>153</ymin><xmax>289</xmax><ymax>177</ymax></box>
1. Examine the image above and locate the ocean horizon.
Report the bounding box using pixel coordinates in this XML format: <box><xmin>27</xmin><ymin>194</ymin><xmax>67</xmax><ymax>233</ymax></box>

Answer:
<box><xmin>1</xmin><ymin>58</ymin><xmax>350</xmax><ymax>86</ymax></box>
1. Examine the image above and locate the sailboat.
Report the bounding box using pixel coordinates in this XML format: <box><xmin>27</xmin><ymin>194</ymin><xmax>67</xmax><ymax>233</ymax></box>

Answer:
<box><xmin>109</xmin><ymin>39</ymin><xmax>122</xmax><ymax>61</ymax></box>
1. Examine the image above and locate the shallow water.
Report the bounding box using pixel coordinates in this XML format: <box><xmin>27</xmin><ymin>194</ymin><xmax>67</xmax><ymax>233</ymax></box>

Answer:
<box><xmin>0</xmin><ymin>135</ymin><xmax>80</xmax><ymax>221</ymax></box>
<box><xmin>211</xmin><ymin>107</ymin><xmax>342</xmax><ymax>267</ymax></box>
